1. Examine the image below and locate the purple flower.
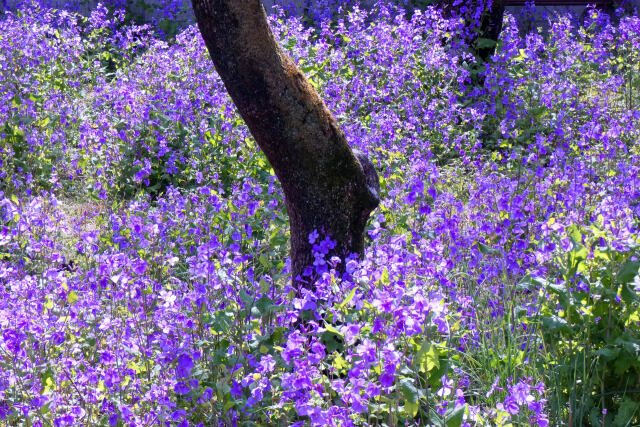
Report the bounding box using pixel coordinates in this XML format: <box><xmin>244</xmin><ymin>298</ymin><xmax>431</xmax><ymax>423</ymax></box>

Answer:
<box><xmin>437</xmin><ymin>376</ymin><xmax>454</xmax><ymax>397</ymax></box>
<box><xmin>108</xmin><ymin>413</ymin><xmax>119</xmax><ymax>427</ymax></box>
<box><xmin>176</xmin><ymin>353</ymin><xmax>193</xmax><ymax>378</ymax></box>
<box><xmin>199</xmin><ymin>387</ymin><xmax>213</xmax><ymax>403</ymax></box>
<box><xmin>170</xmin><ymin>409</ymin><xmax>187</xmax><ymax>422</ymax></box>
<box><xmin>259</xmin><ymin>355</ymin><xmax>276</xmax><ymax>373</ymax></box>
<box><xmin>502</xmin><ymin>396</ymin><xmax>520</xmax><ymax>415</ymax></box>
<box><xmin>132</xmin><ymin>259</ymin><xmax>147</xmax><ymax>275</ymax></box>
<box><xmin>230</xmin><ymin>381</ymin><xmax>242</xmax><ymax>399</ymax></box>
<box><xmin>174</xmin><ymin>382</ymin><xmax>190</xmax><ymax>394</ymax></box>
<box><xmin>343</xmin><ymin>323</ymin><xmax>360</xmax><ymax>345</ymax></box>
<box><xmin>379</xmin><ymin>372</ymin><xmax>394</xmax><ymax>387</ymax></box>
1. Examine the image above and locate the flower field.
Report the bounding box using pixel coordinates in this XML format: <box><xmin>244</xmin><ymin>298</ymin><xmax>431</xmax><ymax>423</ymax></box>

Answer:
<box><xmin>0</xmin><ymin>1</ymin><xmax>639</xmax><ymax>425</ymax></box>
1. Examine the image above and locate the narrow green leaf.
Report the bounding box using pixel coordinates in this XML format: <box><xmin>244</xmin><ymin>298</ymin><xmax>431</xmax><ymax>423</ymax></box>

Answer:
<box><xmin>338</xmin><ymin>288</ymin><xmax>356</xmax><ymax>309</ymax></box>
<box><xmin>324</xmin><ymin>323</ymin><xmax>343</xmax><ymax>337</ymax></box>
<box><xmin>477</xmin><ymin>242</ymin><xmax>497</xmax><ymax>255</ymax></box>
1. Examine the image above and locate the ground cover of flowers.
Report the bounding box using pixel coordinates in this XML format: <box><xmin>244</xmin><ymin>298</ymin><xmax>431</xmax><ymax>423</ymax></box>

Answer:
<box><xmin>1</xmin><ymin>1</ymin><xmax>639</xmax><ymax>426</ymax></box>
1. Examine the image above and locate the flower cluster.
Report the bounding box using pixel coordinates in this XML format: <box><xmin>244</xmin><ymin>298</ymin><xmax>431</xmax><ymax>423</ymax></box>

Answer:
<box><xmin>0</xmin><ymin>1</ymin><xmax>639</xmax><ymax>425</ymax></box>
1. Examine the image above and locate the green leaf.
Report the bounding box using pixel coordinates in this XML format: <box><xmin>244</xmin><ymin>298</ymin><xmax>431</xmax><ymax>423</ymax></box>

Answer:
<box><xmin>223</xmin><ymin>399</ymin><xmax>235</xmax><ymax>412</ymax></box>
<box><xmin>594</xmin><ymin>346</ymin><xmax>620</xmax><ymax>361</ymax></box>
<box><xmin>569</xmin><ymin>228</ymin><xmax>582</xmax><ymax>245</ymax></box>
<box><xmin>239</xmin><ymin>290</ymin><xmax>254</xmax><ymax>306</ymax></box>
<box><xmin>547</xmin><ymin>282</ymin><xmax>569</xmax><ymax>310</ymax></box>
<box><xmin>41</xmin><ymin>367</ymin><xmax>56</xmax><ymax>394</ymax></box>
<box><xmin>474</xmin><ymin>37</ymin><xmax>496</xmax><ymax>49</ymax></box>
<box><xmin>446</xmin><ymin>405</ymin><xmax>465</xmax><ymax>427</ymax></box>
<box><xmin>321</xmin><ymin>329</ymin><xmax>345</xmax><ymax>353</ymax></box>
<box><xmin>67</xmin><ymin>291</ymin><xmax>79</xmax><ymax>305</ymax></box>
<box><xmin>332</xmin><ymin>354</ymin><xmax>349</xmax><ymax>371</ymax></box>
<box><xmin>620</xmin><ymin>284</ymin><xmax>639</xmax><ymax>305</ymax></box>
<box><xmin>324</xmin><ymin>323</ymin><xmax>343</xmax><ymax>337</ymax></box>
<box><xmin>255</xmin><ymin>295</ymin><xmax>281</xmax><ymax>317</ymax></box>
<box><xmin>259</xmin><ymin>254</ymin><xmax>270</xmax><ymax>270</ymax></box>
<box><xmin>613</xmin><ymin>398</ymin><xmax>640</xmax><ymax>427</ymax></box>
<box><xmin>380</xmin><ymin>268</ymin><xmax>390</xmax><ymax>285</ymax></box>
<box><xmin>477</xmin><ymin>242</ymin><xmax>497</xmax><ymax>255</ymax></box>
<box><xmin>569</xmin><ymin>243</ymin><xmax>588</xmax><ymax>265</ymax></box>
<box><xmin>412</xmin><ymin>341</ymin><xmax>439</xmax><ymax>373</ymax></box>
<box><xmin>210</xmin><ymin>311</ymin><xmax>233</xmax><ymax>333</ymax></box>
<box><xmin>400</xmin><ymin>378</ymin><xmax>419</xmax><ymax>405</ymax></box>
<box><xmin>541</xmin><ymin>315</ymin><xmax>571</xmax><ymax>333</ymax></box>
<box><xmin>338</xmin><ymin>288</ymin><xmax>356</xmax><ymax>309</ymax></box>
<box><xmin>516</xmin><ymin>274</ymin><xmax>534</xmax><ymax>291</ymax></box>
<box><xmin>617</xmin><ymin>261</ymin><xmax>640</xmax><ymax>284</ymax></box>
<box><xmin>404</xmin><ymin>399</ymin><xmax>419</xmax><ymax>418</ymax></box>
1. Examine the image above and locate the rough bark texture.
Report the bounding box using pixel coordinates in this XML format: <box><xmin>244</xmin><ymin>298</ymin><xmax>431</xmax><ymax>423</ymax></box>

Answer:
<box><xmin>436</xmin><ymin>0</ymin><xmax>505</xmax><ymax>62</ymax></box>
<box><xmin>190</xmin><ymin>0</ymin><xmax>380</xmax><ymax>285</ymax></box>
<box><xmin>478</xmin><ymin>0</ymin><xmax>505</xmax><ymax>62</ymax></box>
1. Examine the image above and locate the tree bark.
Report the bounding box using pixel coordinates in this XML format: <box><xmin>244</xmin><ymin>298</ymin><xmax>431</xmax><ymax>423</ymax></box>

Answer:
<box><xmin>435</xmin><ymin>0</ymin><xmax>505</xmax><ymax>62</ymax></box>
<box><xmin>477</xmin><ymin>0</ymin><xmax>505</xmax><ymax>62</ymax></box>
<box><xmin>190</xmin><ymin>0</ymin><xmax>380</xmax><ymax>286</ymax></box>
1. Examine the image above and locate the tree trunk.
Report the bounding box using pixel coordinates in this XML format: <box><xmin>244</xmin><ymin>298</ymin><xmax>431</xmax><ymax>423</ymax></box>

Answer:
<box><xmin>436</xmin><ymin>0</ymin><xmax>505</xmax><ymax>62</ymax></box>
<box><xmin>477</xmin><ymin>0</ymin><xmax>505</xmax><ymax>63</ymax></box>
<box><xmin>190</xmin><ymin>0</ymin><xmax>380</xmax><ymax>286</ymax></box>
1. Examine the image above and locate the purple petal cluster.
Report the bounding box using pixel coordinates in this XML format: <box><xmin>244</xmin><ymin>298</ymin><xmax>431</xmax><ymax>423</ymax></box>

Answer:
<box><xmin>0</xmin><ymin>1</ymin><xmax>639</xmax><ymax>425</ymax></box>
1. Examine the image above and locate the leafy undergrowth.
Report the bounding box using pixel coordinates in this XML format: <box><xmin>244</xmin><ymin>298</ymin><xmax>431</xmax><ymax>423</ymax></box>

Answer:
<box><xmin>0</xmin><ymin>2</ymin><xmax>639</xmax><ymax>426</ymax></box>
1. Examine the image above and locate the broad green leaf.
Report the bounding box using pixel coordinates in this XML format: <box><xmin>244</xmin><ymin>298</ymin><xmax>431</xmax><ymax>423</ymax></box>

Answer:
<box><xmin>620</xmin><ymin>284</ymin><xmax>639</xmax><ymax>305</ymax></box>
<box><xmin>404</xmin><ymin>400</ymin><xmax>419</xmax><ymax>418</ymax></box>
<box><xmin>617</xmin><ymin>261</ymin><xmax>640</xmax><ymax>284</ymax></box>
<box><xmin>413</xmin><ymin>341</ymin><xmax>439</xmax><ymax>373</ymax></box>
<box><xmin>380</xmin><ymin>268</ymin><xmax>390</xmax><ymax>285</ymax></box>
<box><xmin>474</xmin><ymin>37</ymin><xmax>497</xmax><ymax>49</ymax></box>
<box><xmin>613</xmin><ymin>398</ymin><xmax>640</xmax><ymax>427</ymax></box>
<box><xmin>255</xmin><ymin>295</ymin><xmax>280</xmax><ymax>317</ymax></box>
<box><xmin>546</xmin><ymin>282</ymin><xmax>569</xmax><ymax>310</ymax></box>
<box><xmin>516</xmin><ymin>274</ymin><xmax>534</xmax><ymax>291</ymax></box>
<box><xmin>569</xmin><ymin>243</ymin><xmax>588</xmax><ymax>265</ymax></box>
<box><xmin>67</xmin><ymin>291</ymin><xmax>79</xmax><ymax>305</ymax></box>
<box><xmin>541</xmin><ymin>315</ymin><xmax>571</xmax><ymax>333</ymax></box>
<box><xmin>332</xmin><ymin>354</ymin><xmax>349</xmax><ymax>371</ymax></box>
<box><xmin>569</xmin><ymin>228</ymin><xmax>582</xmax><ymax>245</ymax></box>
<box><xmin>400</xmin><ymin>378</ymin><xmax>419</xmax><ymax>406</ymax></box>
<box><xmin>446</xmin><ymin>405</ymin><xmax>465</xmax><ymax>427</ymax></box>
<box><xmin>223</xmin><ymin>400</ymin><xmax>235</xmax><ymax>412</ymax></box>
